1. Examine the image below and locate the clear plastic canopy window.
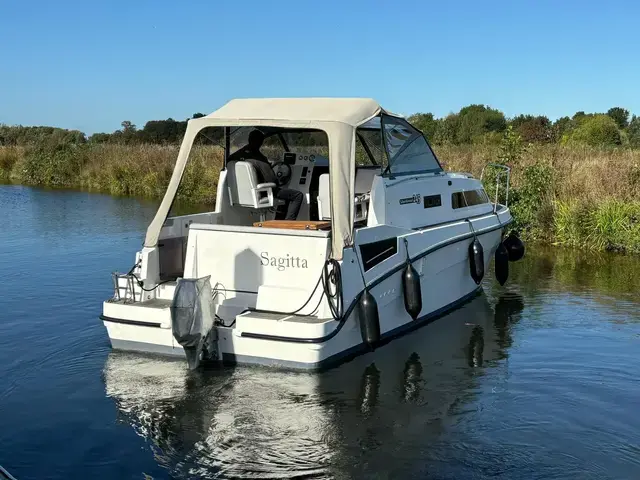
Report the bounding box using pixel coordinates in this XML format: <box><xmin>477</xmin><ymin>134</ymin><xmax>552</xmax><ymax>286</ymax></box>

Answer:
<box><xmin>381</xmin><ymin>115</ymin><xmax>442</xmax><ymax>175</ymax></box>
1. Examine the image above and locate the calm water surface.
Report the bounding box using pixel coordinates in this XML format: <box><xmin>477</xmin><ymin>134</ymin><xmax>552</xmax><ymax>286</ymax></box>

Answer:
<box><xmin>1</xmin><ymin>185</ymin><xmax>639</xmax><ymax>479</ymax></box>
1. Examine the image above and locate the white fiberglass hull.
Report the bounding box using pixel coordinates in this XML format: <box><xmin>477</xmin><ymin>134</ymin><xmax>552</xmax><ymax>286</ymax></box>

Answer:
<box><xmin>102</xmin><ymin>209</ymin><xmax>508</xmax><ymax>371</ymax></box>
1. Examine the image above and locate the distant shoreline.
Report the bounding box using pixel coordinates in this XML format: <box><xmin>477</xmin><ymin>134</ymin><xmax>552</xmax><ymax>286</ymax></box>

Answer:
<box><xmin>2</xmin><ymin>142</ymin><xmax>640</xmax><ymax>254</ymax></box>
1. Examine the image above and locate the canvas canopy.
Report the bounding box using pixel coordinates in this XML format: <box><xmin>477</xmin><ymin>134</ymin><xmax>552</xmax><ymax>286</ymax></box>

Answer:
<box><xmin>143</xmin><ymin>98</ymin><xmax>397</xmax><ymax>260</ymax></box>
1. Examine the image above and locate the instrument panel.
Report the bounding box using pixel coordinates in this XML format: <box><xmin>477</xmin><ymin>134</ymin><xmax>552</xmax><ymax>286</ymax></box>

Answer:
<box><xmin>283</xmin><ymin>152</ymin><xmax>319</xmax><ymax>165</ymax></box>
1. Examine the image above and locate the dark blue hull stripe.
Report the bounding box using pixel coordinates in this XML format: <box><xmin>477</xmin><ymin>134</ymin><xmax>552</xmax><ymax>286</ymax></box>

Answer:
<box><xmin>241</xmin><ymin>217</ymin><xmax>508</xmax><ymax>345</ymax></box>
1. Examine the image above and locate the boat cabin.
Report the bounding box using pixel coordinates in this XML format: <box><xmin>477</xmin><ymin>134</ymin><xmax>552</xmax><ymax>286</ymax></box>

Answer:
<box><xmin>143</xmin><ymin>98</ymin><xmax>493</xmax><ymax>281</ymax></box>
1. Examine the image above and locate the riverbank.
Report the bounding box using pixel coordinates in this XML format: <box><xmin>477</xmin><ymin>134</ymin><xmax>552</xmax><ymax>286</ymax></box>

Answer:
<box><xmin>2</xmin><ymin>143</ymin><xmax>640</xmax><ymax>253</ymax></box>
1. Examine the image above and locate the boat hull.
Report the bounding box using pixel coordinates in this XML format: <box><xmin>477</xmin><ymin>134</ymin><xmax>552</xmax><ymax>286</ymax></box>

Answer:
<box><xmin>102</xmin><ymin>217</ymin><xmax>505</xmax><ymax>371</ymax></box>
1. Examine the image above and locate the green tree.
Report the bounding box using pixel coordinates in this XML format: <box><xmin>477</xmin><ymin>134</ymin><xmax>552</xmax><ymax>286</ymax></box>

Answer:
<box><xmin>498</xmin><ymin>125</ymin><xmax>526</xmax><ymax>165</ymax></box>
<box><xmin>120</xmin><ymin>121</ymin><xmax>136</xmax><ymax>133</ymax></box>
<box><xmin>552</xmin><ymin>116</ymin><xmax>572</xmax><ymax>141</ymax></box>
<box><xmin>408</xmin><ymin>112</ymin><xmax>438</xmax><ymax>141</ymax></box>
<box><xmin>566</xmin><ymin>115</ymin><xmax>622</xmax><ymax>147</ymax></box>
<box><xmin>456</xmin><ymin>104</ymin><xmax>506</xmax><ymax>143</ymax></box>
<box><xmin>607</xmin><ymin>107</ymin><xmax>629</xmax><ymax>130</ymax></box>
<box><xmin>88</xmin><ymin>132</ymin><xmax>111</xmax><ymax>143</ymax></box>
<box><xmin>510</xmin><ymin>115</ymin><xmax>552</xmax><ymax>143</ymax></box>
<box><xmin>572</xmin><ymin>111</ymin><xmax>587</xmax><ymax>122</ymax></box>
<box><xmin>434</xmin><ymin>114</ymin><xmax>459</xmax><ymax>144</ymax></box>
<box><xmin>628</xmin><ymin>115</ymin><xmax>640</xmax><ymax>148</ymax></box>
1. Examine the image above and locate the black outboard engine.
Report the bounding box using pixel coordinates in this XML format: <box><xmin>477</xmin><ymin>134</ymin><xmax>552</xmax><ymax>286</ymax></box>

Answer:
<box><xmin>170</xmin><ymin>276</ymin><xmax>217</xmax><ymax>370</ymax></box>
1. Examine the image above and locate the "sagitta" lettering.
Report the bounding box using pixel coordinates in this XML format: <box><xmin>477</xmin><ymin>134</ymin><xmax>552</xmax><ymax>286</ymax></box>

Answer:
<box><xmin>260</xmin><ymin>252</ymin><xmax>309</xmax><ymax>271</ymax></box>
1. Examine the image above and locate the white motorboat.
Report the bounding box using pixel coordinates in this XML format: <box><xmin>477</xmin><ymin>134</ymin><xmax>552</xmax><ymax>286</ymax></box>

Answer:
<box><xmin>100</xmin><ymin>98</ymin><xmax>524</xmax><ymax>370</ymax></box>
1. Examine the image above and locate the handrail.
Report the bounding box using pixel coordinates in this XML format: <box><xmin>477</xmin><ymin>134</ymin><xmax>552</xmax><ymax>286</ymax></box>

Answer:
<box><xmin>480</xmin><ymin>163</ymin><xmax>511</xmax><ymax>212</ymax></box>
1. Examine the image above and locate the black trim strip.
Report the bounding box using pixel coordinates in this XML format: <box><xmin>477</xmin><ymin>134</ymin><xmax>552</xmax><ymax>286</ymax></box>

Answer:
<box><xmin>240</xmin><ymin>218</ymin><xmax>510</xmax><ymax>344</ymax></box>
<box><xmin>222</xmin><ymin>289</ymin><xmax>258</xmax><ymax>295</ymax></box>
<box><xmin>100</xmin><ymin>314</ymin><xmax>162</xmax><ymax>328</ymax></box>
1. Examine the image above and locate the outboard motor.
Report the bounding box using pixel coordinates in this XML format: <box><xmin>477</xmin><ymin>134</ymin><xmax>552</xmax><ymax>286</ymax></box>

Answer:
<box><xmin>503</xmin><ymin>231</ymin><xmax>525</xmax><ymax>262</ymax></box>
<box><xmin>358</xmin><ymin>289</ymin><xmax>380</xmax><ymax>350</ymax></box>
<box><xmin>402</xmin><ymin>240</ymin><xmax>422</xmax><ymax>320</ymax></box>
<box><xmin>468</xmin><ymin>238</ymin><xmax>485</xmax><ymax>284</ymax></box>
<box><xmin>170</xmin><ymin>276</ymin><xmax>217</xmax><ymax>370</ymax></box>
<box><xmin>494</xmin><ymin>242</ymin><xmax>509</xmax><ymax>286</ymax></box>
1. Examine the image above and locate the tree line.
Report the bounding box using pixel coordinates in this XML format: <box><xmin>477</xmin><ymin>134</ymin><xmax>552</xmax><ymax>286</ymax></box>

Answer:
<box><xmin>2</xmin><ymin>105</ymin><xmax>640</xmax><ymax>148</ymax></box>
<box><xmin>408</xmin><ymin>105</ymin><xmax>640</xmax><ymax>148</ymax></box>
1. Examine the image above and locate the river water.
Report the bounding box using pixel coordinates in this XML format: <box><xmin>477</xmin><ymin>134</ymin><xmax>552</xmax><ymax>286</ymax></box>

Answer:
<box><xmin>0</xmin><ymin>184</ymin><xmax>639</xmax><ymax>479</ymax></box>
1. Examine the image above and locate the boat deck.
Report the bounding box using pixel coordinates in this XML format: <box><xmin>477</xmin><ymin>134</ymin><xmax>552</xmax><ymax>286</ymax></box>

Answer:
<box><xmin>243</xmin><ymin>310</ymin><xmax>327</xmax><ymax>324</ymax></box>
<box><xmin>106</xmin><ymin>298</ymin><xmax>172</xmax><ymax>308</ymax></box>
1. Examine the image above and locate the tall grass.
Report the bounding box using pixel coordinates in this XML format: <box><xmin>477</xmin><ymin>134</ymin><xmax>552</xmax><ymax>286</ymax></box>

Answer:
<box><xmin>1</xmin><ymin>143</ymin><xmax>223</xmax><ymax>204</ymax></box>
<box><xmin>2</xmin><ymin>142</ymin><xmax>640</xmax><ymax>253</ymax></box>
<box><xmin>438</xmin><ymin>143</ymin><xmax>640</xmax><ymax>253</ymax></box>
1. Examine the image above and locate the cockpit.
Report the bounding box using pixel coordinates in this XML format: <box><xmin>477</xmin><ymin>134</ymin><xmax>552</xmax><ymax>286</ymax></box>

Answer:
<box><xmin>217</xmin><ymin>126</ymin><xmax>384</xmax><ymax>226</ymax></box>
<box><xmin>157</xmin><ymin>106</ymin><xmax>444</xmax><ymax>280</ymax></box>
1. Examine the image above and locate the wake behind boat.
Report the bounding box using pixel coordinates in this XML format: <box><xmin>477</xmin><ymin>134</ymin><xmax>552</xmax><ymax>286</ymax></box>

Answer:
<box><xmin>100</xmin><ymin>98</ymin><xmax>524</xmax><ymax>370</ymax></box>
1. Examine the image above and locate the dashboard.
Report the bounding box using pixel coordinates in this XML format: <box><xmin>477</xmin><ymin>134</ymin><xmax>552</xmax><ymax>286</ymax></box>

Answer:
<box><xmin>277</xmin><ymin>152</ymin><xmax>329</xmax><ymax>220</ymax></box>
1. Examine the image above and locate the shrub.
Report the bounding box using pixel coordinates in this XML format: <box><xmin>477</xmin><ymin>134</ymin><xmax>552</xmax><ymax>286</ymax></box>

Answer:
<box><xmin>628</xmin><ymin>115</ymin><xmax>640</xmax><ymax>148</ymax></box>
<box><xmin>0</xmin><ymin>146</ymin><xmax>21</xmax><ymax>177</ymax></box>
<box><xmin>510</xmin><ymin>115</ymin><xmax>552</xmax><ymax>143</ymax></box>
<box><xmin>18</xmin><ymin>142</ymin><xmax>86</xmax><ymax>187</ymax></box>
<box><xmin>566</xmin><ymin>115</ymin><xmax>622</xmax><ymax>147</ymax></box>
<box><xmin>456</xmin><ymin>105</ymin><xmax>507</xmax><ymax>144</ymax></box>
<box><xmin>509</xmin><ymin>161</ymin><xmax>554</xmax><ymax>237</ymax></box>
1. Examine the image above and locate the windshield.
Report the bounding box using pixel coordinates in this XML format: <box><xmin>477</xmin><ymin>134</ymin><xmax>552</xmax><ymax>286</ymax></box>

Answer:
<box><xmin>381</xmin><ymin>115</ymin><xmax>442</xmax><ymax>175</ymax></box>
<box><xmin>228</xmin><ymin>127</ymin><xmax>329</xmax><ymax>159</ymax></box>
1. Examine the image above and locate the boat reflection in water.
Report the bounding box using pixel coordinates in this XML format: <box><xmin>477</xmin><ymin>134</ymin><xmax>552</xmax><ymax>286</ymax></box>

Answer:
<box><xmin>103</xmin><ymin>292</ymin><xmax>521</xmax><ymax>479</ymax></box>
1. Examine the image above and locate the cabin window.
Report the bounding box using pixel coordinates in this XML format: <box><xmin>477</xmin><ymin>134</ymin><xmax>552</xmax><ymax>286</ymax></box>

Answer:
<box><xmin>360</xmin><ymin>237</ymin><xmax>398</xmax><ymax>271</ymax></box>
<box><xmin>381</xmin><ymin>115</ymin><xmax>442</xmax><ymax>175</ymax></box>
<box><xmin>451</xmin><ymin>189</ymin><xmax>490</xmax><ymax>209</ymax></box>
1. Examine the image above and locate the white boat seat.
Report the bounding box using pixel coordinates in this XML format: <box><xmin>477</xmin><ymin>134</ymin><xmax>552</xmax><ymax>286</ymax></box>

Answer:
<box><xmin>226</xmin><ymin>161</ymin><xmax>276</xmax><ymax>219</ymax></box>
<box><xmin>355</xmin><ymin>167</ymin><xmax>381</xmax><ymax>194</ymax></box>
<box><xmin>317</xmin><ymin>173</ymin><xmax>368</xmax><ymax>222</ymax></box>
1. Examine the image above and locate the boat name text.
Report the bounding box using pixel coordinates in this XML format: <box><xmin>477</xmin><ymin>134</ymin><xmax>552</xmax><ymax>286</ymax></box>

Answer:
<box><xmin>260</xmin><ymin>252</ymin><xmax>309</xmax><ymax>271</ymax></box>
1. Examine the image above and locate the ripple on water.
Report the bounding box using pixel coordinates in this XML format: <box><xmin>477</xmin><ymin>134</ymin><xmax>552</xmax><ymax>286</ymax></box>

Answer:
<box><xmin>2</xmin><ymin>187</ymin><xmax>640</xmax><ymax>480</ymax></box>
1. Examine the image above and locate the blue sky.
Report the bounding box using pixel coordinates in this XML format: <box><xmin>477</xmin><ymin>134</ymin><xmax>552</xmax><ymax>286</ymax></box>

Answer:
<box><xmin>1</xmin><ymin>0</ymin><xmax>639</xmax><ymax>134</ymax></box>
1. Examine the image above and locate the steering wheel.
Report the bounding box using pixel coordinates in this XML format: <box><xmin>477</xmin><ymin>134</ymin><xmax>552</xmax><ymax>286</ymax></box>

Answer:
<box><xmin>272</xmin><ymin>162</ymin><xmax>292</xmax><ymax>186</ymax></box>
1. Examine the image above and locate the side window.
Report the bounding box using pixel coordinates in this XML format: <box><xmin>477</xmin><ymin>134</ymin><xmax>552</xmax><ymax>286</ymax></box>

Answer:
<box><xmin>355</xmin><ymin>128</ymin><xmax>387</xmax><ymax>167</ymax></box>
<box><xmin>452</xmin><ymin>189</ymin><xmax>490</xmax><ymax>209</ymax></box>
<box><xmin>382</xmin><ymin>116</ymin><xmax>441</xmax><ymax>175</ymax></box>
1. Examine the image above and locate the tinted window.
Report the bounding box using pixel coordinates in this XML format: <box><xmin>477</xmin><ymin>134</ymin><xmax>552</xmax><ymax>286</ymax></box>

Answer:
<box><xmin>452</xmin><ymin>189</ymin><xmax>489</xmax><ymax>209</ymax></box>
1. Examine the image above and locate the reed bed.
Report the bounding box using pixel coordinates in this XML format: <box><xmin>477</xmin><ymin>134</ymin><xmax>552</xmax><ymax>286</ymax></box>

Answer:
<box><xmin>2</xmin><ymin>143</ymin><xmax>640</xmax><ymax>252</ymax></box>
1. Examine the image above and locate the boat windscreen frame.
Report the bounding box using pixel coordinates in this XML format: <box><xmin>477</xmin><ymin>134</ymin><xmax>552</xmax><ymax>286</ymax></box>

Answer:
<box><xmin>379</xmin><ymin>114</ymin><xmax>443</xmax><ymax>178</ymax></box>
<box><xmin>356</xmin><ymin>131</ymin><xmax>379</xmax><ymax>166</ymax></box>
<box><xmin>223</xmin><ymin>126</ymin><xmax>328</xmax><ymax>168</ymax></box>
